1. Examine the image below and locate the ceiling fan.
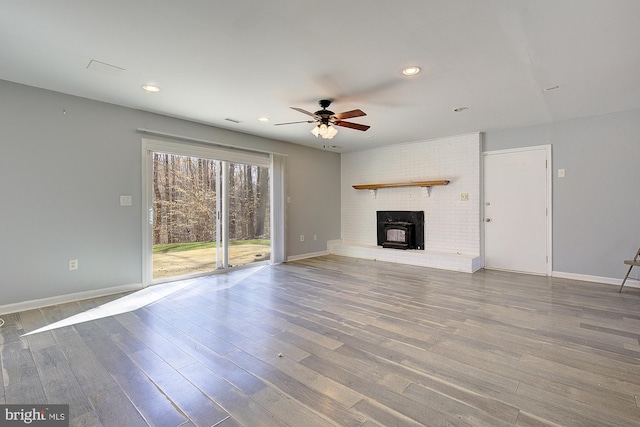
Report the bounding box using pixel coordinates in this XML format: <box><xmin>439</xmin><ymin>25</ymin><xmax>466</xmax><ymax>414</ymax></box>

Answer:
<box><xmin>275</xmin><ymin>99</ymin><xmax>370</xmax><ymax>139</ymax></box>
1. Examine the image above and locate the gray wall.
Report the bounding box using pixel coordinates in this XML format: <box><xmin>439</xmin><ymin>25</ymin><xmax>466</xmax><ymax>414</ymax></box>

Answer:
<box><xmin>0</xmin><ymin>80</ymin><xmax>341</xmax><ymax>307</ymax></box>
<box><xmin>484</xmin><ymin>109</ymin><xmax>640</xmax><ymax>280</ymax></box>
<box><xmin>3</xmin><ymin>77</ymin><xmax>637</xmax><ymax>308</ymax></box>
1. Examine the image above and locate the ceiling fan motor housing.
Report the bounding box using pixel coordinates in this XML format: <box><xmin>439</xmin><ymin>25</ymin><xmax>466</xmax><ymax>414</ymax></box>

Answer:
<box><xmin>315</xmin><ymin>100</ymin><xmax>334</xmax><ymax>123</ymax></box>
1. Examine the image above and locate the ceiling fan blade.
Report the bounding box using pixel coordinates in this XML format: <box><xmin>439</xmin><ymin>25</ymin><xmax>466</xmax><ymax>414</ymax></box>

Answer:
<box><xmin>333</xmin><ymin>109</ymin><xmax>366</xmax><ymax>120</ymax></box>
<box><xmin>335</xmin><ymin>121</ymin><xmax>370</xmax><ymax>131</ymax></box>
<box><xmin>274</xmin><ymin>120</ymin><xmax>315</xmax><ymax>126</ymax></box>
<box><xmin>290</xmin><ymin>107</ymin><xmax>318</xmax><ymax>118</ymax></box>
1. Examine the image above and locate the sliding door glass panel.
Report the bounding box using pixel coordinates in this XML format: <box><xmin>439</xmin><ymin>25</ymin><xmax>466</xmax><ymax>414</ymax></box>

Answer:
<box><xmin>143</xmin><ymin>136</ymin><xmax>274</xmax><ymax>285</ymax></box>
<box><xmin>227</xmin><ymin>162</ymin><xmax>271</xmax><ymax>267</ymax></box>
<box><xmin>152</xmin><ymin>153</ymin><xmax>219</xmax><ymax>280</ymax></box>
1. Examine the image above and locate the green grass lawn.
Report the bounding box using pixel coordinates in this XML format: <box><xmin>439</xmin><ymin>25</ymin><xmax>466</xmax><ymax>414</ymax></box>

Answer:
<box><xmin>153</xmin><ymin>239</ymin><xmax>270</xmax><ymax>254</ymax></box>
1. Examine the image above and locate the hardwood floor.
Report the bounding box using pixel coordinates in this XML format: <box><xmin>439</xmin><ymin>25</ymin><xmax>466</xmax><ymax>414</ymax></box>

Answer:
<box><xmin>1</xmin><ymin>255</ymin><xmax>640</xmax><ymax>426</ymax></box>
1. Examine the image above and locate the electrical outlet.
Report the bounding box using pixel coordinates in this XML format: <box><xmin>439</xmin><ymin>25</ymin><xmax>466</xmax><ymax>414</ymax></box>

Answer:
<box><xmin>120</xmin><ymin>195</ymin><xmax>132</xmax><ymax>206</ymax></box>
<box><xmin>300</xmin><ymin>235</ymin><xmax>305</xmax><ymax>242</ymax></box>
<box><xmin>69</xmin><ymin>259</ymin><xmax>78</xmax><ymax>271</ymax></box>
<box><xmin>461</xmin><ymin>193</ymin><xmax>469</xmax><ymax>201</ymax></box>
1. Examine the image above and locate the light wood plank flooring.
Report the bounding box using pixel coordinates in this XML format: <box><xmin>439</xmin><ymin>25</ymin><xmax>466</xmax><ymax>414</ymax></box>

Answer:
<box><xmin>1</xmin><ymin>255</ymin><xmax>640</xmax><ymax>426</ymax></box>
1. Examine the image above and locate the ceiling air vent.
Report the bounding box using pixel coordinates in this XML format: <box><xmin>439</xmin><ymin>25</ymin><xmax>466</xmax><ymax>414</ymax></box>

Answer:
<box><xmin>86</xmin><ymin>60</ymin><xmax>125</xmax><ymax>77</ymax></box>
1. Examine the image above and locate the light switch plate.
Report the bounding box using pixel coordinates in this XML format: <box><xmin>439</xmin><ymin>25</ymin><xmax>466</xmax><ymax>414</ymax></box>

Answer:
<box><xmin>120</xmin><ymin>195</ymin><xmax>132</xmax><ymax>206</ymax></box>
<box><xmin>558</xmin><ymin>169</ymin><xmax>566</xmax><ymax>178</ymax></box>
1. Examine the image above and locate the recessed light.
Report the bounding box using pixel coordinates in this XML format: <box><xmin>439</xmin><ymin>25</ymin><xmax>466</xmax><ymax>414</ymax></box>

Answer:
<box><xmin>402</xmin><ymin>66</ymin><xmax>421</xmax><ymax>76</ymax></box>
<box><xmin>142</xmin><ymin>84</ymin><xmax>160</xmax><ymax>92</ymax></box>
<box><xmin>258</xmin><ymin>117</ymin><xmax>269</xmax><ymax>122</ymax></box>
<box><xmin>453</xmin><ymin>107</ymin><xmax>469</xmax><ymax>112</ymax></box>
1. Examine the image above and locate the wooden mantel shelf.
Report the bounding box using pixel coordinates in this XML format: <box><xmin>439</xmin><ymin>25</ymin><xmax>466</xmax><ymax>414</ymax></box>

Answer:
<box><xmin>353</xmin><ymin>180</ymin><xmax>449</xmax><ymax>198</ymax></box>
<box><xmin>352</xmin><ymin>180</ymin><xmax>450</xmax><ymax>190</ymax></box>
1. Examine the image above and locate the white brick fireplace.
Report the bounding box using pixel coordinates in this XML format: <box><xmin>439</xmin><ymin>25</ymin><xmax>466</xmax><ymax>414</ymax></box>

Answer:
<box><xmin>333</xmin><ymin>132</ymin><xmax>483</xmax><ymax>272</ymax></box>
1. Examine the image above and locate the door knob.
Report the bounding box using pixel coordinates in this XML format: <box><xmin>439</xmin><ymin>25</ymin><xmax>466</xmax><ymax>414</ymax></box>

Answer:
<box><xmin>485</xmin><ymin>218</ymin><xmax>492</xmax><ymax>222</ymax></box>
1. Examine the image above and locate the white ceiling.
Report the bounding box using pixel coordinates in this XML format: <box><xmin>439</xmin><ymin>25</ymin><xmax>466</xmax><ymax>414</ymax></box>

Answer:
<box><xmin>2</xmin><ymin>1</ymin><xmax>639</xmax><ymax>152</ymax></box>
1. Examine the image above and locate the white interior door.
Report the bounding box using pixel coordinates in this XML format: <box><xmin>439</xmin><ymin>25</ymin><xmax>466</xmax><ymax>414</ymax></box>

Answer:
<box><xmin>483</xmin><ymin>146</ymin><xmax>551</xmax><ymax>275</ymax></box>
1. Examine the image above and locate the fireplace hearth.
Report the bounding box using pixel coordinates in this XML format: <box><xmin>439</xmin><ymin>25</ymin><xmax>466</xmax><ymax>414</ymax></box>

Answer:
<box><xmin>376</xmin><ymin>211</ymin><xmax>424</xmax><ymax>250</ymax></box>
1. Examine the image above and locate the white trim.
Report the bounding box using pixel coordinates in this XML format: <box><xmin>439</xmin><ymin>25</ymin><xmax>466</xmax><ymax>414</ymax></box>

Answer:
<box><xmin>482</xmin><ymin>144</ymin><xmax>553</xmax><ymax>276</ymax></box>
<box><xmin>141</xmin><ymin>138</ymin><xmax>269</xmax><ymax>166</ymax></box>
<box><xmin>287</xmin><ymin>251</ymin><xmax>330</xmax><ymax>262</ymax></box>
<box><xmin>478</xmin><ymin>133</ymin><xmax>485</xmax><ymax>270</ymax></box>
<box><xmin>141</xmin><ymin>145</ymin><xmax>153</xmax><ymax>286</ymax></box>
<box><xmin>221</xmin><ymin>161</ymin><xmax>230</xmax><ymax>268</ymax></box>
<box><xmin>271</xmin><ymin>154</ymin><xmax>287</xmax><ymax>264</ymax></box>
<box><xmin>482</xmin><ymin>145</ymin><xmax>550</xmax><ymax>156</ymax></box>
<box><xmin>547</xmin><ymin>145</ymin><xmax>553</xmax><ymax>276</ymax></box>
<box><xmin>0</xmin><ymin>283</ymin><xmax>142</xmax><ymax>316</ymax></box>
<box><xmin>552</xmin><ymin>271</ymin><xmax>639</xmax><ymax>288</ymax></box>
<box><xmin>137</xmin><ymin>128</ymin><xmax>287</xmax><ymax>157</ymax></box>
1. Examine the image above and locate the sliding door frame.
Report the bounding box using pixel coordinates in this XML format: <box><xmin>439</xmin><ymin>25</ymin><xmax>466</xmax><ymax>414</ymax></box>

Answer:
<box><xmin>141</xmin><ymin>137</ymin><xmax>282</xmax><ymax>287</ymax></box>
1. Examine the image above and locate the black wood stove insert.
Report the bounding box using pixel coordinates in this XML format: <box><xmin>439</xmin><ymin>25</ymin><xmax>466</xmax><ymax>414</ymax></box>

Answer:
<box><xmin>376</xmin><ymin>211</ymin><xmax>424</xmax><ymax>250</ymax></box>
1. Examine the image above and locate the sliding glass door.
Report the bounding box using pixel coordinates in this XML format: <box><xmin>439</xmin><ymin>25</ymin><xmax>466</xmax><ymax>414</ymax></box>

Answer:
<box><xmin>151</xmin><ymin>153</ymin><xmax>220</xmax><ymax>279</ymax></box>
<box><xmin>226</xmin><ymin>162</ymin><xmax>270</xmax><ymax>268</ymax></box>
<box><xmin>142</xmin><ymin>138</ymin><xmax>273</xmax><ymax>285</ymax></box>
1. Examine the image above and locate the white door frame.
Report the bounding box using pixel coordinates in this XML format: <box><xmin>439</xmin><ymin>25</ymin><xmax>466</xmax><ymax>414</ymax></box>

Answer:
<box><xmin>482</xmin><ymin>144</ymin><xmax>553</xmax><ymax>276</ymax></box>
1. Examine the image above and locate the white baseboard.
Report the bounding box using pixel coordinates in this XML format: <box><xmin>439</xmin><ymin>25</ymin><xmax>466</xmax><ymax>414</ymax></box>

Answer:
<box><xmin>551</xmin><ymin>271</ymin><xmax>639</xmax><ymax>288</ymax></box>
<box><xmin>0</xmin><ymin>283</ymin><xmax>143</xmax><ymax>316</ymax></box>
<box><xmin>286</xmin><ymin>250</ymin><xmax>330</xmax><ymax>262</ymax></box>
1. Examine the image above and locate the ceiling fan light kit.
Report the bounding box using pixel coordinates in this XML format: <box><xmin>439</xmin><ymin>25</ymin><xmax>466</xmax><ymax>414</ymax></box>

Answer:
<box><xmin>311</xmin><ymin>123</ymin><xmax>338</xmax><ymax>139</ymax></box>
<box><xmin>276</xmin><ymin>99</ymin><xmax>370</xmax><ymax>140</ymax></box>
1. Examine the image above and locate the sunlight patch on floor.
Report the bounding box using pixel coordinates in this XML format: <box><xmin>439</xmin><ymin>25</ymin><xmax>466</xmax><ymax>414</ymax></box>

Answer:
<box><xmin>22</xmin><ymin>265</ymin><xmax>267</xmax><ymax>336</ymax></box>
